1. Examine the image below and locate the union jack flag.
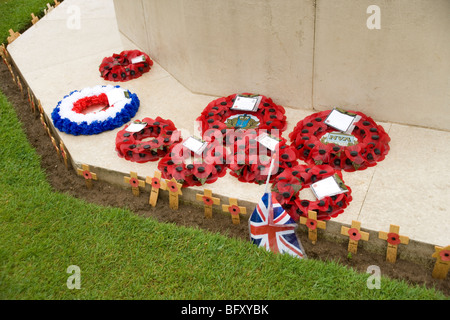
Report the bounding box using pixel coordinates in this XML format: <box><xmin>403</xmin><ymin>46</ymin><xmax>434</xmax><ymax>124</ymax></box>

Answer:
<box><xmin>249</xmin><ymin>192</ymin><xmax>305</xmax><ymax>259</ymax></box>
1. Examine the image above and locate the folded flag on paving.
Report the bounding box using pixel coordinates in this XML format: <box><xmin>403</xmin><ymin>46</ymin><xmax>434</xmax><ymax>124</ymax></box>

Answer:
<box><xmin>249</xmin><ymin>192</ymin><xmax>306</xmax><ymax>259</ymax></box>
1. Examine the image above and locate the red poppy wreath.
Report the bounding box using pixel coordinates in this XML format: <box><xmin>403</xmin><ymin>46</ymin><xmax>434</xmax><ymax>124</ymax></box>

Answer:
<box><xmin>197</xmin><ymin>93</ymin><xmax>287</xmax><ymax>144</ymax></box>
<box><xmin>228</xmin><ymin>131</ymin><xmax>298</xmax><ymax>184</ymax></box>
<box><xmin>99</xmin><ymin>50</ymin><xmax>153</xmax><ymax>82</ymax></box>
<box><xmin>157</xmin><ymin>140</ymin><xmax>230</xmax><ymax>188</ymax></box>
<box><xmin>271</xmin><ymin>164</ymin><xmax>353</xmax><ymax>221</ymax></box>
<box><xmin>289</xmin><ymin>109</ymin><xmax>390</xmax><ymax>172</ymax></box>
<box><xmin>115</xmin><ymin>117</ymin><xmax>182</xmax><ymax>163</ymax></box>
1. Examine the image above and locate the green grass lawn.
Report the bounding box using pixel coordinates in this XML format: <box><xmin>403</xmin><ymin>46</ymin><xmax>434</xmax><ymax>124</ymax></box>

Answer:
<box><xmin>0</xmin><ymin>0</ymin><xmax>52</xmax><ymax>44</ymax></box>
<box><xmin>0</xmin><ymin>0</ymin><xmax>447</xmax><ymax>301</ymax></box>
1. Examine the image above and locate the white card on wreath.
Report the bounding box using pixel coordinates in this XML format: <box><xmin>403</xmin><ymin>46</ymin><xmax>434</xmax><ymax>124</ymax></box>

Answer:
<box><xmin>183</xmin><ymin>136</ymin><xmax>208</xmax><ymax>155</ymax></box>
<box><xmin>131</xmin><ymin>55</ymin><xmax>146</xmax><ymax>64</ymax></box>
<box><xmin>324</xmin><ymin>108</ymin><xmax>358</xmax><ymax>133</ymax></box>
<box><xmin>257</xmin><ymin>133</ymin><xmax>280</xmax><ymax>151</ymax></box>
<box><xmin>230</xmin><ymin>95</ymin><xmax>262</xmax><ymax>112</ymax></box>
<box><xmin>310</xmin><ymin>174</ymin><xmax>348</xmax><ymax>200</ymax></box>
<box><xmin>106</xmin><ymin>88</ymin><xmax>130</xmax><ymax>106</ymax></box>
<box><xmin>126</xmin><ymin>121</ymin><xmax>147</xmax><ymax>133</ymax></box>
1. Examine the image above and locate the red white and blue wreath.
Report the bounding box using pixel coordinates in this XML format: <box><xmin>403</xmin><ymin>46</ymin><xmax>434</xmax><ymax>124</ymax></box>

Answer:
<box><xmin>197</xmin><ymin>93</ymin><xmax>287</xmax><ymax>143</ymax></box>
<box><xmin>115</xmin><ymin>117</ymin><xmax>182</xmax><ymax>163</ymax></box>
<box><xmin>51</xmin><ymin>85</ymin><xmax>140</xmax><ymax>135</ymax></box>
<box><xmin>289</xmin><ymin>109</ymin><xmax>390</xmax><ymax>172</ymax></box>
<box><xmin>271</xmin><ymin>164</ymin><xmax>353</xmax><ymax>221</ymax></box>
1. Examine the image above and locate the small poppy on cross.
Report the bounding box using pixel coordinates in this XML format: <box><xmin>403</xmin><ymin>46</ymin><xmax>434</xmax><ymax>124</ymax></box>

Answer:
<box><xmin>222</xmin><ymin>198</ymin><xmax>247</xmax><ymax>225</ymax></box>
<box><xmin>77</xmin><ymin>164</ymin><xmax>97</xmax><ymax>189</ymax></box>
<box><xmin>161</xmin><ymin>177</ymin><xmax>183</xmax><ymax>210</ymax></box>
<box><xmin>432</xmin><ymin>245</ymin><xmax>450</xmax><ymax>279</ymax></box>
<box><xmin>124</xmin><ymin>171</ymin><xmax>145</xmax><ymax>196</ymax></box>
<box><xmin>300</xmin><ymin>210</ymin><xmax>326</xmax><ymax>244</ymax></box>
<box><xmin>378</xmin><ymin>224</ymin><xmax>409</xmax><ymax>263</ymax></box>
<box><xmin>341</xmin><ymin>220</ymin><xmax>369</xmax><ymax>254</ymax></box>
<box><xmin>196</xmin><ymin>189</ymin><xmax>220</xmax><ymax>218</ymax></box>
<box><xmin>146</xmin><ymin>171</ymin><xmax>163</xmax><ymax>207</ymax></box>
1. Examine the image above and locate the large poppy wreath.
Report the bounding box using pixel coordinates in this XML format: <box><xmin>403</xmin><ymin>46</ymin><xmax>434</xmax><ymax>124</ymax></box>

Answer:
<box><xmin>196</xmin><ymin>93</ymin><xmax>287</xmax><ymax>143</ymax></box>
<box><xmin>289</xmin><ymin>110</ymin><xmax>390</xmax><ymax>171</ymax></box>
<box><xmin>51</xmin><ymin>85</ymin><xmax>140</xmax><ymax>136</ymax></box>
<box><xmin>228</xmin><ymin>132</ymin><xmax>298</xmax><ymax>184</ymax></box>
<box><xmin>157</xmin><ymin>141</ymin><xmax>230</xmax><ymax>188</ymax></box>
<box><xmin>271</xmin><ymin>164</ymin><xmax>353</xmax><ymax>221</ymax></box>
<box><xmin>99</xmin><ymin>50</ymin><xmax>153</xmax><ymax>82</ymax></box>
<box><xmin>115</xmin><ymin>117</ymin><xmax>182</xmax><ymax>163</ymax></box>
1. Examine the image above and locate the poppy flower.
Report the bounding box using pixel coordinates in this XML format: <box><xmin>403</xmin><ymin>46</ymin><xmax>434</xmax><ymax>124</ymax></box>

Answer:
<box><xmin>129</xmin><ymin>177</ymin><xmax>139</xmax><ymax>188</ymax></box>
<box><xmin>202</xmin><ymin>196</ymin><xmax>213</xmax><ymax>206</ymax></box>
<box><xmin>310</xmin><ymin>144</ymin><xmax>333</xmax><ymax>165</ymax></box>
<box><xmin>305</xmin><ymin>218</ymin><xmax>317</xmax><ymax>230</ymax></box>
<box><xmin>151</xmin><ymin>177</ymin><xmax>161</xmax><ymax>190</ymax></box>
<box><xmin>348</xmin><ymin>228</ymin><xmax>362</xmax><ymax>241</ymax></box>
<box><xmin>387</xmin><ymin>232</ymin><xmax>401</xmax><ymax>245</ymax></box>
<box><xmin>439</xmin><ymin>250</ymin><xmax>450</xmax><ymax>262</ymax></box>
<box><xmin>228</xmin><ymin>205</ymin><xmax>241</xmax><ymax>215</ymax></box>
<box><xmin>166</xmin><ymin>180</ymin><xmax>179</xmax><ymax>193</ymax></box>
<box><xmin>82</xmin><ymin>170</ymin><xmax>92</xmax><ymax>180</ymax></box>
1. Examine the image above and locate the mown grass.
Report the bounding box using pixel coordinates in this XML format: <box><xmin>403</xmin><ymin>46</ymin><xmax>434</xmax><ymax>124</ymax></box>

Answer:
<box><xmin>0</xmin><ymin>1</ymin><xmax>447</xmax><ymax>300</ymax></box>
<box><xmin>0</xmin><ymin>0</ymin><xmax>53</xmax><ymax>45</ymax></box>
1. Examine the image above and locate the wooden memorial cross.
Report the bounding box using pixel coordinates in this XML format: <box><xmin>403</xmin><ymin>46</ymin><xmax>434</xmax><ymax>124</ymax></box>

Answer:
<box><xmin>341</xmin><ymin>220</ymin><xmax>370</xmax><ymax>254</ymax></box>
<box><xmin>196</xmin><ymin>189</ymin><xmax>220</xmax><ymax>219</ymax></box>
<box><xmin>31</xmin><ymin>13</ymin><xmax>39</xmax><ymax>25</ymax></box>
<box><xmin>27</xmin><ymin>87</ymin><xmax>35</xmax><ymax>113</ymax></box>
<box><xmin>145</xmin><ymin>170</ymin><xmax>163</xmax><ymax>207</ymax></box>
<box><xmin>124</xmin><ymin>171</ymin><xmax>145</xmax><ymax>197</ymax></box>
<box><xmin>77</xmin><ymin>164</ymin><xmax>97</xmax><ymax>189</ymax></box>
<box><xmin>7</xmin><ymin>29</ymin><xmax>20</xmax><ymax>44</ymax></box>
<box><xmin>222</xmin><ymin>198</ymin><xmax>246</xmax><ymax>225</ymax></box>
<box><xmin>44</xmin><ymin>3</ymin><xmax>54</xmax><ymax>15</ymax></box>
<box><xmin>37</xmin><ymin>99</ymin><xmax>44</xmax><ymax>114</ymax></box>
<box><xmin>0</xmin><ymin>43</ymin><xmax>8</xmax><ymax>60</ymax></box>
<box><xmin>378</xmin><ymin>224</ymin><xmax>409</xmax><ymax>263</ymax></box>
<box><xmin>54</xmin><ymin>0</ymin><xmax>60</xmax><ymax>7</ymax></box>
<box><xmin>300</xmin><ymin>210</ymin><xmax>326</xmax><ymax>244</ymax></box>
<box><xmin>59</xmin><ymin>141</ymin><xmax>69</xmax><ymax>169</ymax></box>
<box><xmin>7</xmin><ymin>64</ymin><xmax>15</xmax><ymax>83</ymax></box>
<box><xmin>431</xmin><ymin>245</ymin><xmax>450</xmax><ymax>279</ymax></box>
<box><xmin>162</xmin><ymin>177</ymin><xmax>183</xmax><ymax>210</ymax></box>
<box><xmin>16</xmin><ymin>76</ymin><xmax>23</xmax><ymax>96</ymax></box>
<box><xmin>50</xmin><ymin>136</ymin><xmax>60</xmax><ymax>159</ymax></box>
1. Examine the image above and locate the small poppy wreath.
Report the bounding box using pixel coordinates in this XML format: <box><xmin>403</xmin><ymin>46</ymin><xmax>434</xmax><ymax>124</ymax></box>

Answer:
<box><xmin>228</xmin><ymin>132</ymin><xmax>298</xmax><ymax>184</ymax></box>
<box><xmin>51</xmin><ymin>85</ymin><xmax>140</xmax><ymax>136</ymax></box>
<box><xmin>289</xmin><ymin>109</ymin><xmax>390</xmax><ymax>172</ymax></box>
<box><xmin>271</xmin><ymin>164</ymin><xmax>353</xmax><ymax>221</ymax></box>
<box><xmin>115</xmin><ymin>117</ymin><xmax>182</xmax><ymax>163</ymax></box>
<box><xmin>196</xmin><ymin>93</ymin><xmax>287</xmax><ymax>143</ymax></box>
<box><xmin>157</xmin><ymin>141</ymin><xmax>229</xmax><ymax>188</ymax></box>
<box><xmin>99</xmin><ymin>50</ymin><xmax>153</xmax><ymax>82</ymax></box>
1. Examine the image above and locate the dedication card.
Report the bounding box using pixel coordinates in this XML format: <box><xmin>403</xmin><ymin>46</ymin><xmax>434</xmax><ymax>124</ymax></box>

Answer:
<box><xmin>324</xmin><ymin>108</ymin><xmax>361</xmax><ymax>134</ymax></box>
<box><xmin>310</xmin><ymin>174</ymin><xmax>348</xmax><ymax>200</ymax></box>
<box><xmin>106</xmin><ymin>88</ymin><xmax>130</xmax><ymax>106</ymax></box>
<box><xmin>183</xmin><ymin>136</ymin><xmax>208</xmax><ymax>155</ymax></box>
<box><xmin>230</xmin><ymin>95</ymin><xmax>262</xmax><ymax>112</ymax></box>
<box><xmin>125</xmin><ymin>121</ymin><xmax>147</xmax><ymax>133</ymax></box>
<box><xmin>256</xmin><ymin>133</ymin><xmax>280</xmax><ymax>151</ymax></box>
